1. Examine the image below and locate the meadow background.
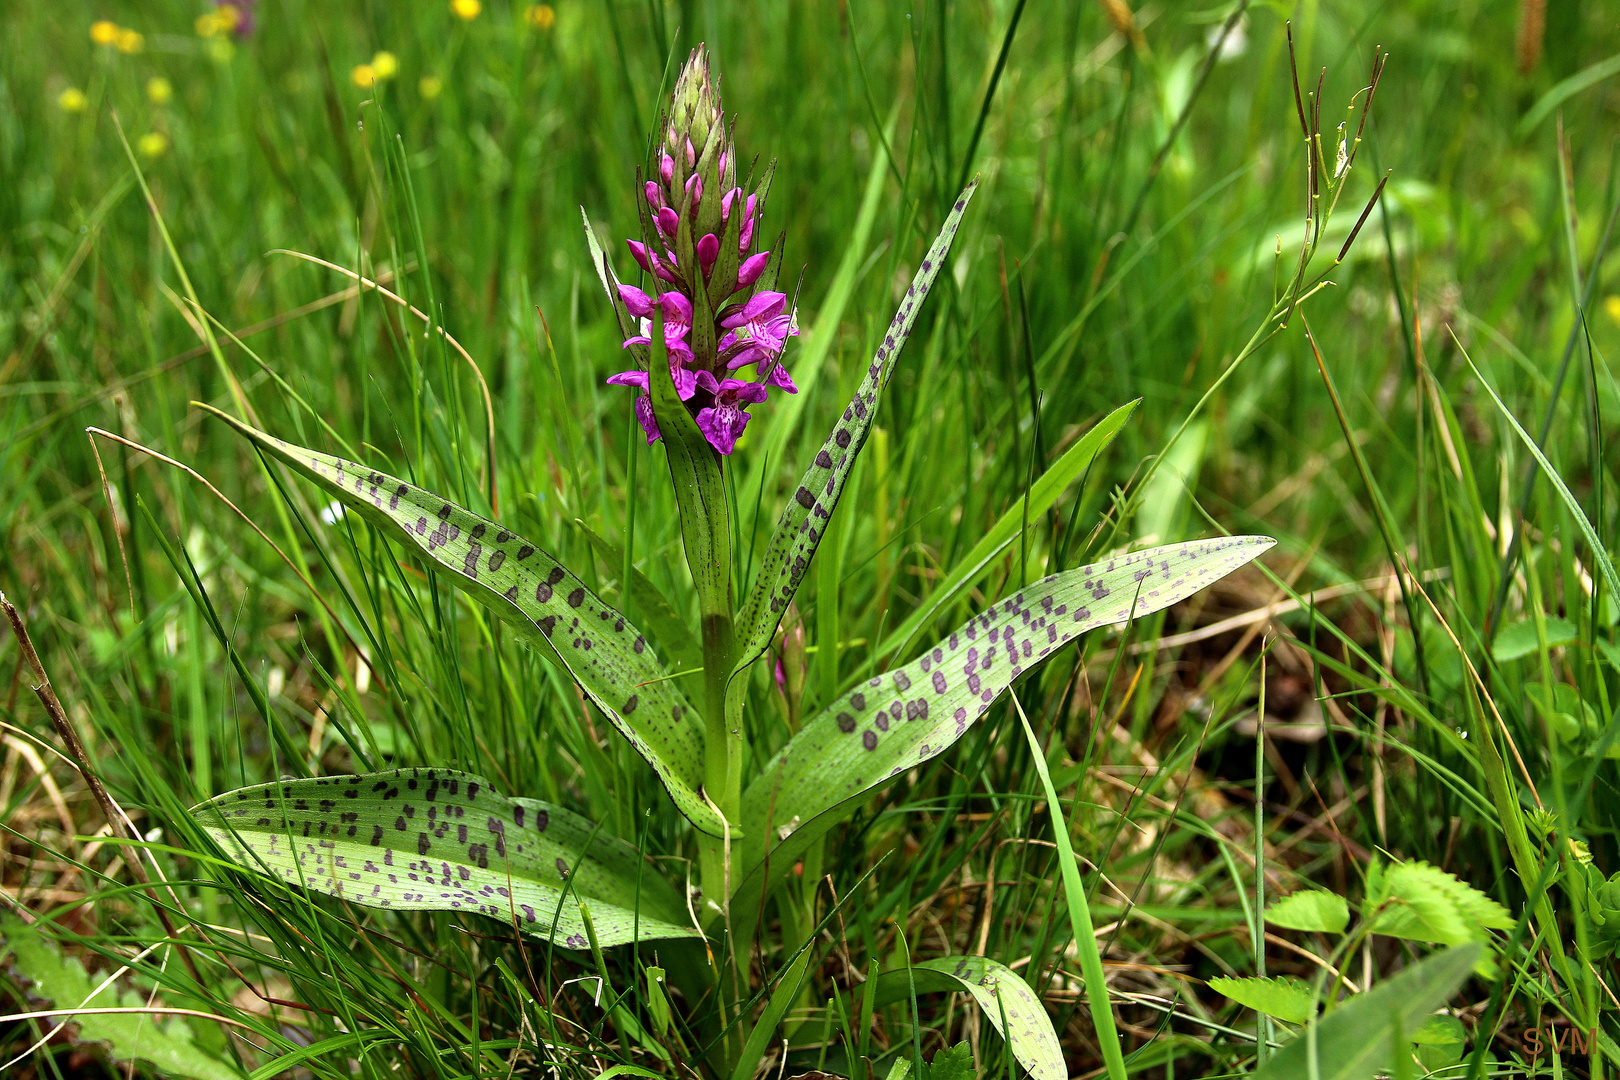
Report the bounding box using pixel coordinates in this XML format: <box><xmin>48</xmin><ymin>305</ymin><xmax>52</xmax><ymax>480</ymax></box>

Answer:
<box><xmin>3</xmin><ymin>0</ymin><xmax>1620</xmax><ymax>1077</ymax></box>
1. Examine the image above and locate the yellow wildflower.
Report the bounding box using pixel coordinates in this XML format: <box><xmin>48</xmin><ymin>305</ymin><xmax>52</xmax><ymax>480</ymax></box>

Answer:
<box><xmin>137</xmin><ymin>132</ymin><xmax>169</xmax><ymax>158</ymax></box>
<box><xmin>209</xmin><ymin>37</ymin><xmax>235</xmax><ymax>62</ymax></box>
<box><xmin>1606</xmin><ymin>296</ymin><xmax>1620</xmax><ymax>327</ymax></box>
<box><xmin>451</xmin><ymin>0</ymin><xmax>481</xmax><ymax>19</ymax></box>
<box><xmin>58</xmin><ymin>87</ymin><xmax>90</xmax><ymax>113</ymax></box>
<box><xmin>116</xmin><ymin>28</ymin><xmax>145</xmax><ymax>54</ymax></box>
<box><xmin>371</xmin><ymin>51</ymin><xmax>398</xmax><ymax>80</ymax></box>
<box><xmin>352</xmin><ymin>64</ymin><xmax>377</xmax><ymax>88</ymax></box>
<box><xmin>90</xmin><ymin>20</ymin><xmax>120</xmax><ymax>45</ymax></box>
<box><xmin>525</xmin><ymin>4</ymin><xmax>555</xmax><ymax>30</ymax></box>
<box><xmin>196</xmin><ymin>11</ymin><xmax>222</xmax><ymax>36</ymax></box>
<box><xmin>146</xmin><ymin>77</ymin><xmax>173</xmax><ymax>105</ymax></box>
<box><xmin>419</xmin><ymin>74</ymin><xmax>443</xmax><ymax>100</ymax></box>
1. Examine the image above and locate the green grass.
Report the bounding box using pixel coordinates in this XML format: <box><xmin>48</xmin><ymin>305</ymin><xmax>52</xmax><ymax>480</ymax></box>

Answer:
<box><xmin>3</xmin><ymin>1</ymin><xmax>1620</xmax><ymax>1077</ymax></box>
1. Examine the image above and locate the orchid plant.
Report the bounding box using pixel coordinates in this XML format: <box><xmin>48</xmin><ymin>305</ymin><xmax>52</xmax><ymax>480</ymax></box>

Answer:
<box><xmin>185</xmin><ymin>47</ymin><xmax>1336</xmax><ymax>1080</ymax></box>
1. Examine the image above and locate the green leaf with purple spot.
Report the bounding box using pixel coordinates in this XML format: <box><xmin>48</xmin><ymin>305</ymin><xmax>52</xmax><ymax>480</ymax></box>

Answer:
<box><xmin>737</xmin><ymin>536</ymin><xmax>1275</xmax><ymax>895</ymax></box>
<box><xmin>192</xmin><ymin>768</ymin><xmax>698</xmax><ymax>948</ymax></box>
<box><xmin>730</xmin><ymin>179</ymin><xmax>981</xmax><ymax>683</ymax></box>
<box><xmin>195</xmin><ymin>404</ymin><xmax>725</xmax><ymax>838</ymax></box>
<box><xmin>870</xmin><ymin>956</ymin><xmax>1063</xmax><ymax>1080</ymax></box>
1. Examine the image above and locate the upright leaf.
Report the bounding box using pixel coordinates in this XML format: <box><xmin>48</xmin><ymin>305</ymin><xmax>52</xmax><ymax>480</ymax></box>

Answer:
<box><xmin>741</xmin><ymin>537</ymin><xmax>1275</xmax><ymax>876</ymax></box>
<box><xmin>731</xmin><ymin>179</ymin><xmax>981</xmax><ymax>677</ymax></box>
<box><xmin>870</xmin><ymin>956</ymin><xmax>1063</xmax><ymax>1080</ymax></box>
<box><xmin>1251</xmin><ymin>944</ymin><xmax>1479</xmax><ymax>1080</ymax></box>
<box><xmin>193</xmin><ymin>768</ymin><xmax>699</xmax><ymax>947</ymax></box>
<box><xmin>196</xmin><ymin>405</ymin><xmax>725</xmax><ymax>837</ymax></box>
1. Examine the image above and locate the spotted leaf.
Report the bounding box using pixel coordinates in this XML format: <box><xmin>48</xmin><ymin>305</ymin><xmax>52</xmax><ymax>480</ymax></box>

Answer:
<box><xmin>870</xmin><ymin>957</ymin><xmax>1063</xmax><ymax>1080</ymax></box>
<box><xmin>730</xmin><ymin>179</ymin><xmax>980</xmax><ymax>680</ymax></box>
<box><xmin>192</xmin><ymin>768</ymin><xmax>698</xmax><ymax>948</ymax></box>
<box><xmin>196</xmin><ymin>405</ymin><xmax>725</xmax><ymax>838</ymax></box>
<box><xmin>738</xmin><ymin>536</ymin><xmax>1274</xmax><ymax>887</ymax></box>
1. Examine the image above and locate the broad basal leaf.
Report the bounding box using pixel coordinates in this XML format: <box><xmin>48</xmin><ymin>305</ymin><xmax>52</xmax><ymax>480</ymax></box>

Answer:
<box><xmin>1266</xmin><ymin>889</ymin><xmax>1350</xmax><ymax>934</ymax></box>
<box><xmin>730</xmin><ymin>179</ymin><xmax>981</xmax><ymax>678</ymax></box>
<box><xmin>1208</xmin><ymin>976</ymin><xmax>1315</xmax><ymax>1025</ymax></box>
<box><xmin>193</xmin><ymin>768</ymin><xmax>698</xmax><ymax>947</ymax></box>
<box><xmin>1252</xmin><ymin>944</ymin><xmax>1479</xmax><ymax>1080</ymax></box>
<box><xmin>196</xmin><ymin>405</ymin><xmax>725</xmax><ymax>837</ymax></box>
<box><xmin>870</xmin><ymin>956</ymin><xmax>1062</xmax><ymax>1080</ymax></box>
<box><xmin>740</xmin><ymin>536</ymin><xmax>1275</xmax><ymax>878</ymax></box>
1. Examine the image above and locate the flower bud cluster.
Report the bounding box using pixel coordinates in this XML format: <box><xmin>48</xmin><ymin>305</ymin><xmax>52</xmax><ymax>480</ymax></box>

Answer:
<box><xmin>606</xmin><ymin>46</ymin><xmax>798</xmax><ymax>456</ymax></box>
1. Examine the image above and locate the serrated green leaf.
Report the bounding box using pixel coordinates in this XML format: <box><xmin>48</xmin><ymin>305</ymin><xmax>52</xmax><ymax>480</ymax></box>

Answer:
<box><xmin>192</xmin><ymin>768</ymin><xmax>698</xmax><ymax>948</ymax></box>
<box><xmin>1252</xmin><ymin>944</ymin><xmax>1478</xmax><ymax>1080</ymax></box>
<box><xmin>732</xmin><ymin>536</ymin><xmax>1274</xmax><ymax>942</ymax></box>
<box><xmin>731</xmin><ymin>179</ymin><xmax>981</xmax><ymax>681</ymax></box>
<box><xmin>1209</xmin><ymin>976</ymin><xmax>1315</xmax><ymax>1024</ymax></box>
<box><xmin>1366</xmin><ymin>860</ymin><xmax>1513</xmax><ymax>947</ymax></box>
<box><xmin>195</xmin><ymin>405</ymin><xmax>725</xmax><ymax>838</ymax></box>
<box><xmin>878</xmin><ymin>399</ymin><xmax>1136</xmax><ymax>660</ymax></box>
<box><xmin>922</xmin><ymin>1042</ymin><xmax>975</xmax><ymax>1080</ymax></box>
<box><xmin>871</xmin><ymin>957</ymin><xmax>1062</xmax><ymax>1080</ymax></box>
<box><xmin>1</xmin><ymin>917</ymin><xmax>240</xmax><ymax>1080</ymax></box>
<box><xmin>1266</xmin><ymin>889</ymin><xmax>1350</xmax><ymax>934</ymax></box>
<box><xmin>1492</xmin><ymin>615</ymin><xmax>1579</xmax><ymax>662</ymax></box>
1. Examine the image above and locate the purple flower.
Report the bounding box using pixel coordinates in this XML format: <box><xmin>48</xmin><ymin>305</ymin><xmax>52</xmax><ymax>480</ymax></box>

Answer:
<box><xmin>601</xmin><ymin>45</ymin><xmax>796</xmax><ymax>456</ymax></box>
<box><xmin>693</xmin><ymin>373</ymin><xmax>770</xmax><ymax>456</ymax></box>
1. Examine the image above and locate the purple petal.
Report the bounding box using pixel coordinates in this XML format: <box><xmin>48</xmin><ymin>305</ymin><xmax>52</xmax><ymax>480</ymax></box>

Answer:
<box><xmin>686</xmin><ymin>174</ymin><xmax>703</xmax><ymax>212</ymax></box>
<box><xmin>720</xmin><ymin>291</ymin><xmax>787</xmax><ymax>328</ymax></box>
<box><xmin>696</xmin><ymin>404</ymin><xmax>750</xmax><ymax>456</ymax></box>
<box><xmin>657</xmin><ymin>206</ymin><xmax>680</xmax><ymax>239</ymax></box>
<box><xmin>721</xmin><ymin>187</ymin><xmax>742</xmax><ymax>221</ymax></box>
<box><xmin>635</xmin><ymin>394</ymin><xmax>661</xmax><ymax>444</ymax></box>
<box><xmin>736</xmin><ymin>251</ymin><xmax>771</xmax><ymax>290</ymax></box>
<box><xmin>606</xmin><ymin>369</ymin><xmax>650</xmax><ymax>389</ymax></box>
<box><xmin>617</xmin><ymin>284</ymin><xmax>655</xmax><ymax>318</ymax></box>
<box><xmin>738</xmin><ymin>217</ymin><xmax>756</xmax><ymax>251</ymax></box>
<box><xmin>660</xmin><ymin>153</ymin><xmax>674</xmax><ymax>186</ymax></box>
<box><xmin>761</xmin><ymin>363</ymin><xmax>798</xmax><ymax>393</ymax></box>
<box><xmin>697</xmin><ymin>233</ymin><xmax>719</xmax><ymax>272</ymax></box>
<box><xmin>684</xmin><ymin>137</ymin><xmax>695</xmax><ymax>167</ymax></box>
<box><xmin>626</xmin><ymin>240</ymin><xmax>652</xmax><ymax>272</ymax></box>
<box><xmin>694</xmin><ymin>369</ymin><xmax>721</xmax><ymax>395</ymax></box>
<box><xmin>644</xmin><ymin>181</ymin><xmax>664</xmax><ymax>210</ymax></box>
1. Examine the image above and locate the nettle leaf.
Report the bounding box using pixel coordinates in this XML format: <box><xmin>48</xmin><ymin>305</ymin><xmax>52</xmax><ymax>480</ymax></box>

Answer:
<box><xmin>731</xmin><ymin>179</ymin><xmax>981</xmax><ymax>678</ymax></box>
<box><xmin>740</xmin><ymin>537</ymin><xmax>1275</xmax><ymax>878</ymax></box>
<box><xmin>1365</xmin><ymin>860</ymin><xmax>1512</xmax><ymax>948</ymax></box>
<box><xmin>1208</xmin><ymin>976</ymin><xmax>1315</xmax><ymax>1025</ymax></box>
<box><xmin>1266</xmin><ymin>889</ymin><xmax>1350</xmax><ymax>934</ymax></box>
<box><xmin>192</xmin><ymin>768</ymin><xmax>698</xmax><ymax>948</ymax></box>
<box><xmin>197</xmin><ymin>406</ymin><xmax>725</xmax><ymax>838</ymax></box>
<box><xmin>871</xmin><ymin>956</ymin><xmax>1062</xmax><ymax>1080</ymax></box>
<box><xmin>1</xmin><ymin>916</ymin><xmax>239</xmax><ymax>1080</ymax></box>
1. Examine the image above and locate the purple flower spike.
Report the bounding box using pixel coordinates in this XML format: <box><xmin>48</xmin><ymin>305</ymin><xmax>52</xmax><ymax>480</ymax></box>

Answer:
<box><xmin>604</xmin><ymin>45</ymin><xmax>793</xmax><ymax>456</ymax></box>
<box><xmin>736</xmin><ymin>251</ymin><xmax>771</xmax><ymax>291</ymax></box>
